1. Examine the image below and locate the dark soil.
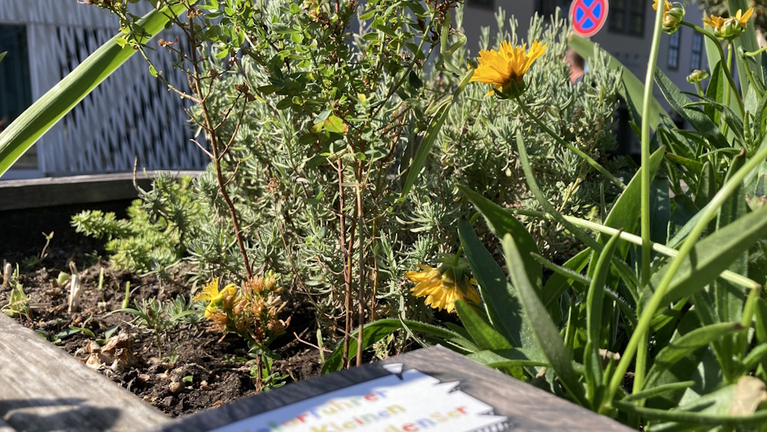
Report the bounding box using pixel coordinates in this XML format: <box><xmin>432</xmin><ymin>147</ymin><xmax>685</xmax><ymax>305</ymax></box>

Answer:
<box><xmin>0</xmin><ymin>203</ymin><xmax>322</xmax><ymax>417</ymax></box>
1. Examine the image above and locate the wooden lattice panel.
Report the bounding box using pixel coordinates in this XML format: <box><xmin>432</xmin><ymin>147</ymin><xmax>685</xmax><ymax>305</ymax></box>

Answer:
<box><xmin>0</xmin><ymin>0</ymin><xmax>207</xmax><ymax>176</ymax></box>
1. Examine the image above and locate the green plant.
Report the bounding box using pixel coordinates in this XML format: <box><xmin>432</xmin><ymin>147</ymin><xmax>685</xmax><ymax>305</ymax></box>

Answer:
<box><xmin>21</xmin><ymin>231</ymin><xmax>54</xmax><ymax>271</ymax></box>
<box><xmin>330</xmin><ymin>1</ymin><xmax>767</xmax><ymax>429</ymax></box>
<box><xmin>1</xmin><ymin>265</ymin><xmax>31</xmax><ymax>320</ymax></box>
<box><xmin>112</xmin><ymin>295</ymin><xmax>199</xmax><ymax>359</ymax></box>
<box><xmin>72</xmin><ymin>174</ymin><xmax>203</xmax><ymax>274</ymax></box>
<box><xmin>251</xmin><ymin>354</ymin><xmax>288</xmax><ymax>392</ymax></box>
<box><xmin>81</xmin><ymin>3</ymin><xmax>625</xmax><ymax>380</ymax></box>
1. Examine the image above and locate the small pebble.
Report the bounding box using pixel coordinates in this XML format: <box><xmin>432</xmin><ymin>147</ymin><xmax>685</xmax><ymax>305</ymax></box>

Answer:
<box><xmin>200</xmin><ymin>380</ymin><xmax>211</xmax><ymax>391</ymax></box>
<box><xmin>138</xmin><ymin>374</ymin><xmax>151</xmax><ymax>383</ymax></box>
<box><xmin>169</xmin><ymin>381</ymin><xmax>184</xmax><ymax>394</ymax></box>
<box><xmin>164</xmin><ymin>396</ymin><xmax>175</xmax><ymax>407</ymax></box>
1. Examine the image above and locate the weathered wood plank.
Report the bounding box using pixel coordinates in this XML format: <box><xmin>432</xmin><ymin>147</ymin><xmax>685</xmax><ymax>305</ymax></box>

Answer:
<box><xmin>0</xmin><ymin>171</ymin><xmax>202</xmax><ymax>211</ymax></box>
<box><xmin>157</xmin><ymin>346</ymin><xmax>633</xmax><ymax>432</ymax></box>
<box><xmin>0</xmin><ymin>313</ymin><xmax>169</xmax><ymax>432</ymax></box>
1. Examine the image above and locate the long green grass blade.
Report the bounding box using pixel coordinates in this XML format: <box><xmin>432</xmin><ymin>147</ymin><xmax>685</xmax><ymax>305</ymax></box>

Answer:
<box><xmin>454</xmin><ymin>299</ymin><xmax>512</xmax><ymax>351</ymax></box>
<box><xmin>655</xmin><ymin>69</ymin><xmax>729</xmax><ymax>149</ymax></box>
<box><xmin>400</xmin><ymin>70</ymin><xmax>472</xmax><ymax>199</ymax></box>
<box><xmin>568</xmin><ymin>34</ymin><xmax>669</xmax><ymax>129</ymax></box>
<box><xmin>458</xmin><ymin>219</ymin><xmax>532</xmax><ymax>348</ymax></box>
<box><xmin>651</xmin><ymin>203</ymin><xmax>767</xmax><ymax>305</ymax></box>
<box><xmin>459</xmin><ymin>184</ymin><xmax>542</xmax><ymax>290</ymax></box>
<box><xmin>613</xmin><ymin>400</ymin><xmax>767</xmax><ymax>426</ymax></box>
<box><xmin>0</xmin><ymin>4</ymin><xmax>188</xmax><ymax>177</ymax></box>
<box><xmin>585</xmin><ymin>230</ymin><xmax>621</xmax><ymax>408</ymax></box>
<box><xmin>646</xmin><ymin>322</ymin><xmax>746</xmax><ymax>382</ymax></box>
<box><xmin>502</xmin><ymin>233</ymin><xmax>589</xmax><ymax>407</ymax></box>
<box><xmin>467</xmin><ymin>348</ymin><xmax>549</xmax><ymax>369</ymax></box>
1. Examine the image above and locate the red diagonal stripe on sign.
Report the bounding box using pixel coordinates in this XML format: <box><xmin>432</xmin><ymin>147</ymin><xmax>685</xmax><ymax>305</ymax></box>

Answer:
<box><xmin>576</xmin><ymin>0</ymin><xmax>599</xmax><ymax>28</ymax></box>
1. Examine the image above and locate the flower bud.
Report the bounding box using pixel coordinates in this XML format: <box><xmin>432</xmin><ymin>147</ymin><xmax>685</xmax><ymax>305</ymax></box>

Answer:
<box><xmin>662</xmin><ymin>6</ymin><xmax>685</xmax><ymax>34</ymax></box>
<box><xmin>687</xmin><ymin>69</ymin><xmax>709</xmax><ymax>84</ymax></box>
<box><xmin>716</xmin><ymin>17</ymin><xmax>745</xmax><ymax>39</ymax></box>
<box><xmin>498</xmin><ymin>78</ymin><xmax>527</xmax><ymax>99</ymax></box>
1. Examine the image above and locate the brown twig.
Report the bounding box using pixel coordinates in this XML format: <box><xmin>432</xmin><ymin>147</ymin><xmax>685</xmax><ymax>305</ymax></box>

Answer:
<box><xmin>187</xmin><ymin>10</ymin><xmax>253</xmax><ymax>279</ymax></box>
<box><xmin>337</xmin><ymin>159</ymin><xmax>353</xmax><ymax>369</ymax></box>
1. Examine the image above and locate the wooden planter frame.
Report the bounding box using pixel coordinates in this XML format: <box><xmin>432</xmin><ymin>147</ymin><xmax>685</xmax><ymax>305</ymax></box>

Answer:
<box><xmin>0</xmin><ymin>313</ymin><xmax>632</xmax><ymax>432</ymax></box>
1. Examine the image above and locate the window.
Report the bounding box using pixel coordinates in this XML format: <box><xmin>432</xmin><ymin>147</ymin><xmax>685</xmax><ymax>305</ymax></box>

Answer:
<box><xmin>668</xmin><ymin>31</ymin><xmax>680</xmax><ymax>69</ymax></box>
<box><xmin>691</xmin><ymin>32</ymin><xmax>704</xmax><ymax>71</ymax></box>
<box><xmin>466</xmin><ymin>0</ymin><xmax>493</xmax><ymax>9</ymax></box>
<box><xmin>537</xmin><ymin>0</ymin><xmax>570</xmax><ymax>17</ymax></box>
<box><xmin>0</xmin><ymin>25</ymin><xmax>34</xmax><ymax>169</ymax></box>
<box><xmin>610</xmin><ymin>0</ymin><xmax>645</xmax><ymax>36</ymax></box>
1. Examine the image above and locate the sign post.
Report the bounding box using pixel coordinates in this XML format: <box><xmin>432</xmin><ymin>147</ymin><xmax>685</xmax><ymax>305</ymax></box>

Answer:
<box><xmin>570</xmin><ymin>0</ymin><xmax>609</xmax><ymax>38</ymax></box>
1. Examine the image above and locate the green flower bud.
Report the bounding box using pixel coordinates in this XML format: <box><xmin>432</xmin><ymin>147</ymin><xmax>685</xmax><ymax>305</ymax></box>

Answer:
<box><xmin>716</xmin><ymin>17</ymin><xmax>746</xmax><ymax>39</ymax></box>
<box><xmin>686</xmin><ymin>69</ymin><xmax>709</xmax><ymax>84</ymax></box>
<box><xmin>496</xmin><ymin>78</ymin><xmax>527</xmax><ymax>99</ymax></box>
<box><xmin>662</xmin><ymin>7</ymin><xmax>685</xmax><ymax>34</ymax></box>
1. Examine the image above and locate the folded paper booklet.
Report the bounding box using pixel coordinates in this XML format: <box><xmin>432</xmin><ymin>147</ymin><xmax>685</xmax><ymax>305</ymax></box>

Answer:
<box><xmin>210</xmin><ymin>364</ymin><xmax>508</xmax><ymax>432</ymax></box>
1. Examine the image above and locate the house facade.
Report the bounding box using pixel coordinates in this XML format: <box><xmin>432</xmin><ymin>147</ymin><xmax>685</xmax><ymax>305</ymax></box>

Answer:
<box><xmin>0</xmin><ymin>0</ymin><xmax>206</xmax><ymax>179</ymax></box>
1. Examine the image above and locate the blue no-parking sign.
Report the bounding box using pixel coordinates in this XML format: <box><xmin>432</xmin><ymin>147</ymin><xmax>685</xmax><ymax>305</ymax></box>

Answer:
<box><xmin>570</xmin><ymin>0</ymin><xmax>609</xmax><ymax>38</ymax></box>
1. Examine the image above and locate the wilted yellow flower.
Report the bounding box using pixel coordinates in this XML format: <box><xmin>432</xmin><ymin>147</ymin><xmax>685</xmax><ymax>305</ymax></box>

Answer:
<box><xmin>406</xmin><ymin>261</ymin><xmax>480</xmax><ymax>313</ymax></box>
<box><xmin>197</xmin><ymin>274</ymin><xmax>290</xmax><ymax>345</ymax></box>
<box><xmin>653</xmin><ymin>0</ymin><xmax>672</xmax><ymax>12</ymax></box>
<box><xmin>654</xmin><ymin>0</ymin><xmax>685</xmax><ymax>34</ymax></box>
<box><xmin>194</xmin><ymin>278</ymin><xmax>237</xmax><ymax>318</ymax></box>
<box><xmin>704</xmin><ymin>7</ymin><xmax>753</xmax><ymax>39</ymax></box>
<box><xmin>470</xmin><ymin>40</ymin><xmax>546</xmax><ymax>98</ymax></box>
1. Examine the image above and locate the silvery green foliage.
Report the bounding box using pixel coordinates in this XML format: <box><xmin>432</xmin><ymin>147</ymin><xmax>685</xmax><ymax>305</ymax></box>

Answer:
<box><xmin>181</xmin><ymin>5</ymin><xmax>623</xmax><ymax>317</ymax></box>
<box><xmin>436</xmin><ymin>7</ymin><xmax>625</xmax><ymax>257</ymax></box>
<box><xmin>80</xmin><ymin>1</ymin><xmax>624</xmax><ymax>324</ymax></box>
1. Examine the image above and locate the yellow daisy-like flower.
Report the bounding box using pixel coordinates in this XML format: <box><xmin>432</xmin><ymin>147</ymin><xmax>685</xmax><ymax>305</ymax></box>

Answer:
<box><xmin>406</xmin><ymin>263</ymin><xmax>480</xmax><ymax>314</ymax></box>
<box><xmin>470</xmin><ymin>40</ymin><xmax>547</xmax><ymax>98</ymax></box>
<box><xmin>194</xmin><ymin>278</ymin><xmax>237</xmax><ymax>318</ymax></box>
<box><xmin>704</xmin><ymin>7</ymin><xmax>753</xmax><ymax>39</ymax></box>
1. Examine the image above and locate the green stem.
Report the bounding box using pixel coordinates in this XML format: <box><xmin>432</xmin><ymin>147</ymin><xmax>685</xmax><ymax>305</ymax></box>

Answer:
<box><xmin>514</xmin><ymin>98</ymin><xmax>626</xmax><ymax>190</ymax></box>
<box><xmin>694</xmin><ymin>82</ymin><xmax>705</xmax><ymax>97</ymax></box>
<box><xmin>506</xmin><ymin>208</ymin><xmax>760</xmax><ymax>290</ymax></box>
<box><xmin>634</xmin><ymin>0</ymin><xmax>666</xmax><ymax>398</ymax></box>
<box><xmin>603</xmin><ymin>132</ymin><xmax>767</xmax><ymax>411</ymax></box>
<box><xmin>682</xmin><ymin>22</ymin><xmax>744</xmax><ymax>116</ymax></box>
<box><xmin>743</xmin><ymin>46</ymin><xmax>767</xmax><ymax>57</ymax></box>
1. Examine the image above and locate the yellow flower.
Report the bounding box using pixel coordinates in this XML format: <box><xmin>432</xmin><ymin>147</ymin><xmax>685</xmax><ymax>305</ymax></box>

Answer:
<box><xmin>194</xmin><ymin>278</ymin><xmax>237</xmax><ymax>318</ymax></box>
<box><xmin>470</xmin><ymin>40</ymin><xmax>546</xmax><ymax>98</ymax></box>
<box><xmin>704</xmin><ymin>7</ymin><xmax>753</xmax><ymax>39</ymax></box>
<box><xmin>653</xmin><ymin>0</ymin><xmax>672</xmax><ymax>12</ymax></box>
<box><xmin>406</xmin><ymin>264</ymin><xmax>480</xmax><ymax>313</ymax></box>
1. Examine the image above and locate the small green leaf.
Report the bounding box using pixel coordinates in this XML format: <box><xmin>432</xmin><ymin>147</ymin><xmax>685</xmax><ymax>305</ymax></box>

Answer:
<box><xmin>454</xmin><ymin>299</ymin><xmax>511</xmax><ymax>351</ymax></box>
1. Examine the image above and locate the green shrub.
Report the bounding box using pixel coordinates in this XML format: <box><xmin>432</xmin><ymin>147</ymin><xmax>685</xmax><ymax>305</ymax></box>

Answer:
<box><xmin>72</xmin><ymin>174</ymin><xmax>203</xmax><ymax>274</ymax></box>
